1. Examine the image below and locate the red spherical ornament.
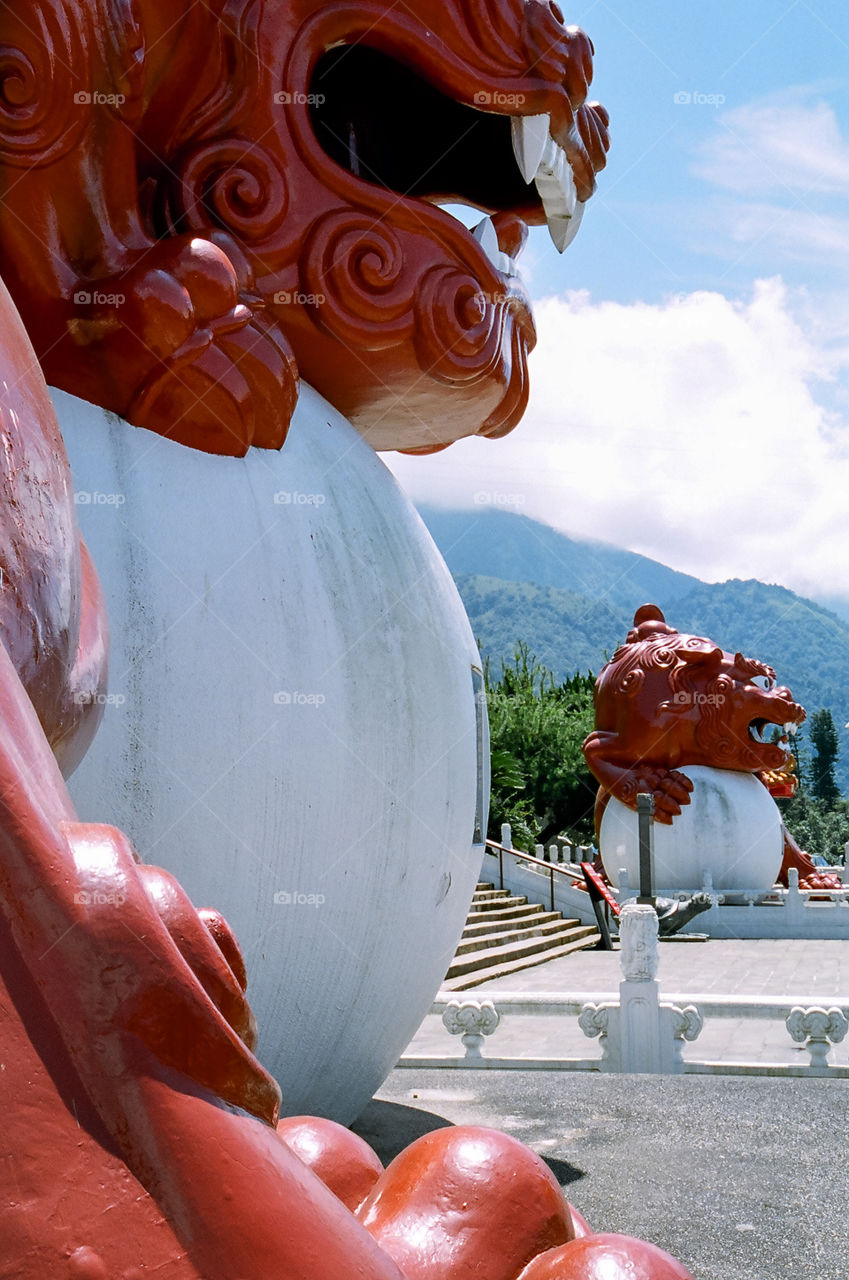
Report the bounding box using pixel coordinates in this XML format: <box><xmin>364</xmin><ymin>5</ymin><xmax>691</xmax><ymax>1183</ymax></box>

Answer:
<box><xmin>517</xmin><ymin>1233</ymin><xmax>695</xmax><ymax>1280</ymax></box>
<box><xmin>275</xmin><ymin>1116</ymin><xmax>384</xmax><ymax>1212</ymax></box>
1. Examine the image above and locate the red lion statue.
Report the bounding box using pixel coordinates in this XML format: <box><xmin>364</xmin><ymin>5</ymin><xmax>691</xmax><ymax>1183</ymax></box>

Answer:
<box><xmin>583</xmin><ymin>604</ymin><xmax>839</xmax><ymax>890</ymax></box>
<box><xmin>0</xmin><ymin>0</ymin><xmax>609</xmax><ymax>457</ymax></box>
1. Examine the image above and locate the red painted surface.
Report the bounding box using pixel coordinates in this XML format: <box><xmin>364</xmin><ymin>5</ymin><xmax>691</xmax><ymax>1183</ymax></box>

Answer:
<box><xmin>0</xmin><ymin>0</ymin><xmax>608</xmax><ymax>454</ymax></box>
<box><xmin>517</xmin><ymin>1233</ymin><xmax>696</xmax><ymax>1279</ymax></box>
<box><xmin>276</xmin><ymin>1115</ymin><xmax>385</xmax><ymax>1211</ymax></box>
<box><xmin>357</xmin><ymin>1126</ymin><xmax>575</xmax><ymax>1280</ymax></box>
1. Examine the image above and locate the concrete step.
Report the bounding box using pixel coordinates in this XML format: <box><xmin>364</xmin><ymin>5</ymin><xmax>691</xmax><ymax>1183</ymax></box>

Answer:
<box><xmin>470</xmin><ymin>889</ymin><xmax>514</xmax><ymax>904</ymax></box>
<box><xmin>446</xmin><ymin>922</ymin><xmax>597</xmax><ymax>979</ymax></box>
<box><xmin>454</xmin><ymin>916</ymin><xmax>577</xmax><ymax>956</ymax></box>
<box><xmin>463</xmin><ymin>901</ymin><xmax>556</xmax><ymax>928</ymax></box>
<box><xmin>442</xmin><ymin>931</ymin><xmax>601</xmax><ymax>991</ymax></box>
<box><xmin>460</xmin><ymin>909</ymin><xmax>562</xmax><ymax>941</ymax></box>
<box><xmin>468</xmin><ymin>894</ymin><xmax>529</xmax><ymax>913</ymax></box>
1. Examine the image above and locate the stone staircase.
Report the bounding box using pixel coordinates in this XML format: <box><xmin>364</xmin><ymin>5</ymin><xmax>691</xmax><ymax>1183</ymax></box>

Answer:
<box><xmin>443</xmin><ymin>882</ymin><xmax>599</xmax><ymax>991</ymax></box>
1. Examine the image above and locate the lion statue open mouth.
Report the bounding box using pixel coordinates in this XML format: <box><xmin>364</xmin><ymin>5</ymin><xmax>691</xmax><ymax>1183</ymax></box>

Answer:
<box><xmin>0</xmin><ymin>0</ymin><xmax>609</xmax><ymax>456</ymax></box>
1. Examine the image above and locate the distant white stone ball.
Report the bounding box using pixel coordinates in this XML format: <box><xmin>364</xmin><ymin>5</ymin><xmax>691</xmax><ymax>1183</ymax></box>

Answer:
<box><xmin>600</xmin><ymin>765</ymin><xmax>783</xmax><ymax>892</ymax></box>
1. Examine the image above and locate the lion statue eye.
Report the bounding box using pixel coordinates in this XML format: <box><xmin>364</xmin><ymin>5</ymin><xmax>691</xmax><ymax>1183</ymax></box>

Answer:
<box><xmin>750</xmin><ymin>674</ymin><xmax>774</xmax><ymax>691</ymax></box>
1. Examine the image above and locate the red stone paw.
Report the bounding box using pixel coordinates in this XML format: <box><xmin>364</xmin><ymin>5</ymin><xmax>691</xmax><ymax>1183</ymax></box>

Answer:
<box><xmin>615</xmin><ymin>767</ymin><xmax>694</xmax><ymax>825</ymax></box>
<box><xmin>59</xmin><ymin>235</ymin><xmax>297</xmax><ymax>456</ymax></box>
<box><xmin>357</xmin><ymin>1126</ymin><xmax>574</xmax><ymax>1280</ymax></box>
<box><xmin>517</xmin><ymin>1233</ymin><xmax>695</xmax><ymax>1279</ymax></box>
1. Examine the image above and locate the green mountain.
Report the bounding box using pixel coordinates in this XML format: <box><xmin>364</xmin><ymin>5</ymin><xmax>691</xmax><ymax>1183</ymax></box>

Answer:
<box><xmin>417</xmin><ymin>505</ymin><xmax>849</xmax><ymax>794</ymax></box>
<box><xmin>417</xmin><ymin>504</ymin><xmax>701</xmax><ymax>610</ymax></box>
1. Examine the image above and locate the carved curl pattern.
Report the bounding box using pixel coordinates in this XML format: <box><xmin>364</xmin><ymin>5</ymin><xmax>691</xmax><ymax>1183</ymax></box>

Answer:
<box><xmin>413</xmin><ymin>266</ymin><xmax>503</xmax><ymax>384</ymax></box>
<box><xmin>300</xmin><ymin>211</ymin><xmax>415</xmax><ymax>351</ymax></box>
<box><xmin>171</xmin><ymin>140</ymin><xmax>288</xmax><ymax>243</ymax></box>
<box><xmin>0</xmin><ymin>2</ymin><xmax>89</xmax><ymax>166</ymax></box>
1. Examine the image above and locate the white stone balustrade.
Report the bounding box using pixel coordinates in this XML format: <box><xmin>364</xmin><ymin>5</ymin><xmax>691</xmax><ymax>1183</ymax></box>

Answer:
<box><xmin>442</xmin><ymin>999</ymin><xmax>500</xmax><ymax>1059</ymax></box>
<box><xmin>577</xmin><ymin>904</ymin><xmax>703</xmax><ymax>1073</ymax></box>
<box><xmin>785</xmin><ymin>1006</ymin><xmax>849</xmax><ymax>1070</ymax></box>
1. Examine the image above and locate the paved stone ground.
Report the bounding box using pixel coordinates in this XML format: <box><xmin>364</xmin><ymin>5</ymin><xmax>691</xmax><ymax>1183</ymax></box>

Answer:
<box><xmin>356</xmin><ymin>1069</ymin><xmax>849</xmax><ymax>1280</ymax></box>
<box><xmin>404</xmin><ymin>939</ymin><xmax>849</xmax><ymax>1066</ymax></box>
<box><xmin>363</xmin><ymin>941</ymin><xmax>849</xmax><ymax>1279</ymax></box>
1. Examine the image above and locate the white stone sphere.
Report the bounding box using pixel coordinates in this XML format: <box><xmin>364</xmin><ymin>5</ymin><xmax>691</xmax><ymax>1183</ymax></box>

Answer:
<box><xmin>57</xmin><ymin>384</ymin><xmax>486</xmax><ymax>1123</ymax></box>
<box><xmin>600</xmin><ymin>765</ymin><xmax>783</xmax><ymax>893</ymax></box>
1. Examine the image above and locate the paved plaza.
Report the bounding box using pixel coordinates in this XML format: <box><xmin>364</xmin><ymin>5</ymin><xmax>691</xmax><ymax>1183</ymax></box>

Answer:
<box><xmin>361</xmin><ymin>940</ymin><xmax>849</xmax><ymax>1279</ymax></box>
<box><xmin>404</xmin><ymin>938</ymin><xmax>849</xmax><ymax>1067</ymax></box>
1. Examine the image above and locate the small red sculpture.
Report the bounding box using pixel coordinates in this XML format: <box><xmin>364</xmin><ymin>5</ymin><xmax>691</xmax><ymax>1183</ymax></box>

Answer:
<box><xmin>0</xmin><ymin>0</ymin><xmax>609</xmax><ymax>457</ymax></box>
<box><xmin>583</xmin><ymin>604</ymin><xmax>836</xmax><ymax>889</ymax></box>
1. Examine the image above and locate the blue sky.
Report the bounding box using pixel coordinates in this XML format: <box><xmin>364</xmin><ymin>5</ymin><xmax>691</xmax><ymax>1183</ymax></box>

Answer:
<box><xmin>386</xmin><ymin>1</ymin><xmax>849</xmax><ymax>608</ymax></box>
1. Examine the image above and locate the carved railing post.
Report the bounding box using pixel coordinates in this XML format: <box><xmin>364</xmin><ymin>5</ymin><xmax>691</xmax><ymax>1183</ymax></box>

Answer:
<box><xmin>786</xmin><ymin>1006</ymin><xmax>849</xmax><ymax>1070</ymax></box>
<box><xmin>579</xmin><ymin>902</ymin><xmax>702</xmax><ymax>1073</ymax></box>
<box><xmin>443</xmin><ymin>999</ymin><xmax>500</xmax><ymax>1060</ymax></box>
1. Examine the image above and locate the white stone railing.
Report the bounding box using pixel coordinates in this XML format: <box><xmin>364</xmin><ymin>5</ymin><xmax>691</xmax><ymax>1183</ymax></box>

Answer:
<box><xmin>485</xmin><ymin>824</ymin><xmax>849</xmax><ymax>941</ymax></box>
<box><xmin>399</xmin><ymin>903</ymin><xmax>849</xmax><ymax>1078</ymax></box>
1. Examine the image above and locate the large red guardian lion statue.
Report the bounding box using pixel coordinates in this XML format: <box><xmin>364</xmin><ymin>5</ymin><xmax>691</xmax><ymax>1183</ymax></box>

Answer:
<box><xmin>0</xmin><ymin>1</ymin><xmax>697</xmax><ymax>1276</ymax></box>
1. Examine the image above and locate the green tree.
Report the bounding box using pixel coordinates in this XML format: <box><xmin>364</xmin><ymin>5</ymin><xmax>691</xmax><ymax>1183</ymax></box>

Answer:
<box><xmin>485</xmin><ymin>644</ymin><xmax>597</xmax><ymax>850</ymax></box>
<box><xmin>809</xmin><ymin>708</ymin><xmax>840</xmax><ymax>805</ymax></box>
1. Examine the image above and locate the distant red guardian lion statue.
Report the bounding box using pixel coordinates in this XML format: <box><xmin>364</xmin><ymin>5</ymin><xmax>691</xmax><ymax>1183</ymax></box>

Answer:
<box><xmin>583</xmin><ymin>604</ymin><xmax>836</xmax><ymax>889</ymax></box>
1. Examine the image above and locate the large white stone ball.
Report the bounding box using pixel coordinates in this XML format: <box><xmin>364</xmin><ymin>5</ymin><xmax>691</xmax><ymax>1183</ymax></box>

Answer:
<box><xmin>57</xmin><ymin>384</ymin><xmax>486</xmax><ymax>1123</ymax></box>
<box><xmin>600</xmin><ymin>765</ymin><xmax>783</xmax><ymax>892</ymax></box>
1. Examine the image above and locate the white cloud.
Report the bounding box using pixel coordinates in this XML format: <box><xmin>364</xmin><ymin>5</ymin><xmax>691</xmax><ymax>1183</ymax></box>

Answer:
<box><xmin>694</xmin><ymin>96</ymin><xmax>849</xmax><ymax>196</ymax></box>
<box><xmin>384</xmin><ymin>279</ymin><xmax>849</xmax><ymax>605</ymax></box>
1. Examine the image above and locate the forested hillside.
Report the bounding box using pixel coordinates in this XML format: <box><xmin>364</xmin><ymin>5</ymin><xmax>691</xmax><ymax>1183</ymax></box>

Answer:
<box><xmin>418</xmin><ymin>506</ymin><xmax>849</xmax><ymax>794</ymax></box>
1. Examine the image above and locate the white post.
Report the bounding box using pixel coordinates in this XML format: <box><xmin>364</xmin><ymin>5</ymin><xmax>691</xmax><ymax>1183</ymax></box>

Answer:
<box><xmin>501</xmin><ymin>822</ymin><xmax>513</xmax><ymax>850</ymax></box>
<box><xmin>537</xmin><ymin>843</ymin><xmax>548</xmax><ymax>863</ymax></box>
<box><xmin>785</xmin><ymin>866</ymin><xmax>804</xmax><ymax>930</ymax></box>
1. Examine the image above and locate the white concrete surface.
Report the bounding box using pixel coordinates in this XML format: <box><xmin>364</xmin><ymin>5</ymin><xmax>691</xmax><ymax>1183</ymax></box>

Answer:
<box><xmin>58</xmin><ymin>384</ymin><xmax>487</xmax><ymax>1122</ymax></box>
<box><xmin>600</xmin><ymin>766</ymin><xmax>783</xmax><ymax>891</ymax></box>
